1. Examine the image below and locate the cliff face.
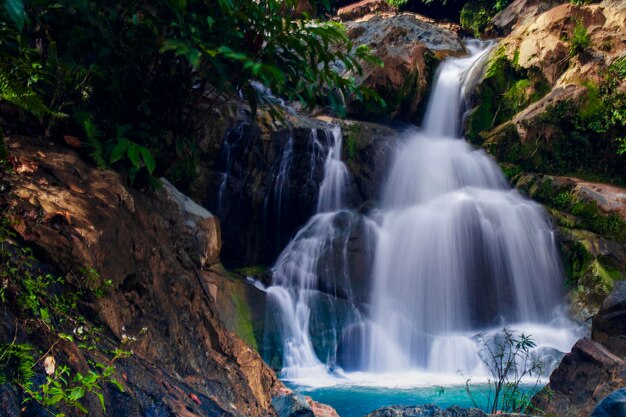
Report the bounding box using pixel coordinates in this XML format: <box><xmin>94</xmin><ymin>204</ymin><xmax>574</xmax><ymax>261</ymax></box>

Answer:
<box><xmin>0</xmin><ymin>134</ymin><xmax>282</xmax><ymax>416</ymax></box>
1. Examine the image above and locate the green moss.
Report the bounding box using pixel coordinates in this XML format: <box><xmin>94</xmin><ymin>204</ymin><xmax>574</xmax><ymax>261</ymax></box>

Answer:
<box><xmin>460</xmin><ymin>1</ymin><xmax>493</xmax><ymax>38</ymax></box>
<box><xmin>467</xmin><ymin>47</ymin><xmax>549</xmax><ymax>145</ymax></box>
<box><xmin>235</xmin><ymin>265</ymin><xmax>269</xmax><ymax>277</ymax></box>
<box><xmin>229</xmin><ymin>290</ymin><xmax>258</xmax><ymax>350</ymax></box>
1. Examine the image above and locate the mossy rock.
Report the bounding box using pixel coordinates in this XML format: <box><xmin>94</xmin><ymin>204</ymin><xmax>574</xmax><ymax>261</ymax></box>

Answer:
<box><xmin>466</xmin><ymin>46</ymin><xmax>550</xmax><ymax>145</ymax></box>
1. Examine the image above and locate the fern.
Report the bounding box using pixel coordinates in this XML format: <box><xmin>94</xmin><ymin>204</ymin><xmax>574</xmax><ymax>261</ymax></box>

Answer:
<box><xmin>0</xmin><ymin>70</ymin><xmax>63</xmax><ymax>119</ymax></box>
<box><xmin>0</xmin><ymin>342</ymin><xmax>36</xmax><ymax>385</ymax></box>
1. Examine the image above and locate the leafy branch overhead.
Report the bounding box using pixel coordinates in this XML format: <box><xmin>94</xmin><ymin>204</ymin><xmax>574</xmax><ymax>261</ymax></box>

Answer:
<box><xmin>0</xmin><ymin>0</ymin><xmax>383</xmax><ymax>185</ymax></box>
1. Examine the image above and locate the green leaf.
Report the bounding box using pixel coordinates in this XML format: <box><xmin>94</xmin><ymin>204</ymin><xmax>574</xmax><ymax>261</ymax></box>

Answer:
<box><xmin>126</xmin><ymin>143</ymin><xmax>141</xmax><ymax>168</ymax></box>
<box><xmin>39</xmin><ymin>307</ymin><xmax>50</xmax><ymax>323</ymax></box>
<box><xmin>68</xmin><ymin>386</ymin><xmax>85</xmax><ymax>401</ymax></box>
<box><xmin>5</xmin><ymin>0</ymin><xmax>25</xmax><ymax>31</ymax></box>
<box><xmin>96</xmin><ymin>392</ymin><xmax>106</xmax><ymax>411</ymax></box>
<box><xmin>139</xmin><ymin>147</ymin><xmax>155</xmax><ymax>174</ymax></box>
<box><xmin>110</xmin><ymin>139</ymin><xmax>129</xmax><ymax>163</ymax></box>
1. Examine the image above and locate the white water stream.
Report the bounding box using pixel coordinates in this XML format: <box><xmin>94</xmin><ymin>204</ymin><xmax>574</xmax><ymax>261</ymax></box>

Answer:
<box><xmin>265</xmin><ymin>41</ymin><xmax>581</xmax><ymax>387</ymax></box>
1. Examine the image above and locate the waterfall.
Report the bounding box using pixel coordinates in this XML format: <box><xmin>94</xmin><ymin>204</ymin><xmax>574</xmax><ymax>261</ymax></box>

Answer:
<box><xmin>367</xmin><ymin>41</ymin><xmax>570</xmax><ymax>374</ymax></box>
<box><xmin>266</xmin><ymin>127</ymin><xmax>362</xmax><ymax>380</ymax></box>
<box><xmin>265</xmin><ymin>40</ymin><xmax>580</xmax><ymax>385</ymax></box>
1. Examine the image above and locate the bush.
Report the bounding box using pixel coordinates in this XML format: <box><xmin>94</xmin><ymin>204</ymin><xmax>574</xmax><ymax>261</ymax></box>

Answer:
<box><xmin>460</xmin><ymin>0</ymin><xmax>512</xmax><ymax>37</ymax></box>
<box><xmin>570</xmin><ymin>19</ymin><xmax>591</xmax><ymax>56</ymax></box>
<box><xmin>466</xmin><ymin>328</ymin><xmax>545</xmax><ymax>414</ymax></box>
<box><xmin>0</xmin><ymin>0</ymin><xmax>382</xmax><ymax>186</ymax></box>
<box><xmin>386</xmin><ymin>0</ymin><xmax>409</xmax><ymax>8</ymax></box>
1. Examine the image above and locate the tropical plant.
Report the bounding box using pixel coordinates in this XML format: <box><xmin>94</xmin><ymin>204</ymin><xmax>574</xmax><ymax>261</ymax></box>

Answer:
<box><xmin>0</xmin><ymin>0</ymin><xmax>383</xmax><ymax>186</ymax></box>
<box><xmin>465</xmin><ymin>327</ymin><xmax>545</xmax><ymax>414</ymax></box>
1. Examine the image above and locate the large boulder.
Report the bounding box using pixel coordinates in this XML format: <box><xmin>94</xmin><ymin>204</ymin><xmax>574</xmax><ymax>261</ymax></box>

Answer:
<box><xmin>592</xmin><ymin>281</ymin><xmax>626</xmax><ymax>357</ymax></box>
<box><xmin>532</xmin><ymin>338</ymin><xmax>626</xmax><ymax>417</ymax></box>
<box><xmin>342</xmin><ymin>13</ymin><xmax>465</xmax><ymax>121</ymax></box>
<box><xmin>1</xmin><ymin>135</ymin><xmax>284</xmax><ymax>416</ymax></box>
<box><xmin>468</xmin><ymin>1</ymin><xmax>626</xmax><ymax>183</ymax></box>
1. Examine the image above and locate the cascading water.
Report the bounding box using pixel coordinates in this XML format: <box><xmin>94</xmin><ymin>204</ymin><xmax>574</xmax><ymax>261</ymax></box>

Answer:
<box><xmin>266</xmin><ymin>40</ymin><xmax>580</xmax><ymax>386</ymax></box>
<box><xmin>366</xmin><ymin>41</ymin><xmax>571</xmax><ymax>375</ymax></box>
<box><xmin>266</xmin><ymin>127</ymin><xmax>370</xmax><ymax>380</ymax></box>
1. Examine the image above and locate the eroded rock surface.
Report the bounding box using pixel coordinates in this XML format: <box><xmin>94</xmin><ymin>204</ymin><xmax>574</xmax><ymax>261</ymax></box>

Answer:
<box><xmin>1</xmin><ymin>135</ymin><xmax>282</xmax><ymax>416</ymax></box>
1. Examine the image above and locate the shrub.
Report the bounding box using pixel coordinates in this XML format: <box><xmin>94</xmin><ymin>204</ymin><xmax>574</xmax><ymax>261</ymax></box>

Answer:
<box><xmin>570</xmin><ymin>19</ymin><xmax>591</xmax><ymax>56</ymax></box>
<box><xmin>466</xmin><ymin>328</ymin><xmax>545</xmax><ymax>414</ymax></box>
<box><xmin>0</xmin><ymin>0</ymin><xmax>383</xmax><ymax>186</ymax></box>
<box><xmin>460</xmin><ymin>0</ymin><xmax>512</xmax><ymax>37</ymax></box>
<box><xmin>386</xmin><ymin>0</ymin><xmax>409</xmax><ymax>8</ymax></box>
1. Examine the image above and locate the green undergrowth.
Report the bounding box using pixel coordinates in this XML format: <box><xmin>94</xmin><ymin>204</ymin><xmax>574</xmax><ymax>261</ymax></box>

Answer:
<box><xmin>467</xmin><ymin>47</ymin><xmax>550</xmax><ymax>145</ymax></box>
<box><xmin>460</xmin><ymin>0</ymin><xmax>512</xmax><ymax>37</ymax></box>
<box><xmin>483</xmin><ymin>57</ymin><xmax>626</xmax><ymax>184</ymax></box>
<box><xmin>0</xmin><ymin>218</ymin><xmax>139</xmax><ymax>415</ymax></box>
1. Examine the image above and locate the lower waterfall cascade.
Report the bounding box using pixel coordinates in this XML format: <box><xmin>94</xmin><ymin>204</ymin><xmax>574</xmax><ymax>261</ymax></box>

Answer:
<box><xmin>263</xmin><ymin>40</ymin><xmax>582</xmax><ymax>387</ymax></box>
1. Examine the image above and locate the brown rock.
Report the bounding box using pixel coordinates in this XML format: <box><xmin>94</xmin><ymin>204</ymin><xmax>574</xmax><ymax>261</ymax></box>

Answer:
<box><xmin>342</xmin><ymin>13</ymin><xmax>464</xmax><ymax>121</ymax></box>
<box><xmin>306</xmin><ymin>396</ymin><xmax>340</xmax><ymax>417</ymax></box>
<box><xmin>532</xmin><ymin>338</ymin><xmax>626</xmax><ymax>417</ymax></box>
<box><xmin>491</xmin><ymin>0</ymin><xmax>564</xmax><ymax>36</ymax></box>
<box><xmin>337</xmin><ymin>0</ymin><xmax>394</xmax><ymax>22</ymax></box>
<box><xmin>1</xmin><ymin>135</ymin><xmax>282</xmax><ymax>416</ymax></box>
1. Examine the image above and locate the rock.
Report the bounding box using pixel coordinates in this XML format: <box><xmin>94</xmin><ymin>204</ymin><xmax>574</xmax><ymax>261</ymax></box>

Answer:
<box><xmin>160</xmin><ymin>178</ymin><xmax>221</xmax><ymax>267</ymax></box>
<box><xmin>532</xmin><ymin>338</ymin><xmax>626</xmax><ymax>417</ymax></box>
<box><xmin>591</xmin><ymin>388</ymin><xmax>626</xmax><ymax>417</ymax></box>
<box><xmin>191</xmin><ymin>111</ymin><xmax>347</xmax><ymax>267</ymax></box>
<box><xmin>342</xmin><ymin>13</ymin><xmax>465</xmax><ymax>121</ymax></box>
<box><xmin>491</xmin><ymin>0</ymin><xmax>564</xmax><ymax>36</ymax></box>
<box><xmin>337</xmin><ymin>0</ymin><xmax>394</xmax><ymax>21</ymax></box>
<box><xmin>510</xmin><ymin>173</ymin><xmax>626</xmax><ymax>320</ymax></box>
<box><xmin>593</xmin><ymin>281</ymin><xmax>626</xmax><ymax>357</ymax></box>
<box><xmin>335</xmin><ymin>118</ymin><xmax>399</xmax><ymax>202</ymax></box>
<box><xmin>272</xmin><ymin>393</ymin><xmax>312</xmax><ymax>417</ymax></box>
<box><xmin>1</xmin><ymin>135</ymin><xmax>283</xmax><ymax>416</ymax></box>
<box><xmin>306</xmin><ymin>397</ymin><xmax>340</xmax><ymax>417</ymax></box>
<box><xmin>365</xmin><ymin>405</ymin><xmax>488</xmax><ymax>417</ymax></box>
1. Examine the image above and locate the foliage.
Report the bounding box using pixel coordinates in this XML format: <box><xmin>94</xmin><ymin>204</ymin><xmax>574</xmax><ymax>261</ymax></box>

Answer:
<box><xmin>460</xmin><ymin>0</ymin><xmax>511</xmax><ymax>37</ymax></box>
<box><xmin>529</xmin><ymin>57</ymin><xmax>626</xmax><ymax>183</ymax></box>
<box><xmin>22</xmin><ymin>359</ymin><xmax>125</xmax><ymax>415</ymax></box>
<box><xmin>570</xmin><ymin>19</ymin><xmax>591</xmax><ymax>57</ymax></box>
<box><xmin>466</xmin><ymin>47</ymin><xmax>549</xmax><ymax>144</ymax></box>
<box><xmin>466</xmin><ymin>328</ymin><xmax>545</xmax><ymax>414</ymax></box>
<box><xmin>386</xmin><ymin>0</ymin><xmax>409</xmax><ymax>8</ymax></box>
<box><xmin>0</xmin><ymin>219</ymin><xmax>131</xmax><ymax>415</ymax></box>
<box><xmin>0</xmin><ymin>342</ymin><xmax>35</xmax><ymax>385</ymax></box>
<box><xmin>0</xmin><ymin>0</ymin><xmax>382</xmax><ymax>186</ymax></box>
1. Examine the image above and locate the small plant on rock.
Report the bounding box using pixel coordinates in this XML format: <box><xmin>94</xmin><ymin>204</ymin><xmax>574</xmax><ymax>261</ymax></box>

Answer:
<box><xmin>570</xmin><ymin>19</ymin><xmax>591</xmax><ymax>56</ymax></box>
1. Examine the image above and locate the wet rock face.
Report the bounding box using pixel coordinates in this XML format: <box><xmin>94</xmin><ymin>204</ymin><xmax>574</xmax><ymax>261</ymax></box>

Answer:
<box><xmin>593</xmin><ymin>281</ymin><xmax>626</xmax><ymax>357</ymax></box>
<box><xmin>194</xmin><ymin>117</ymin><xmax>334</xmax><ymax>267</ymax></box>
<box><xmin>2</xmin><ymin>135</ymin><xmax>282</xmax><ymax>416</ymax></box>
<box><xmin>342</xmin><ymin>13</ymin><xmax>465</xmax><ymax>121</ymax></box>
